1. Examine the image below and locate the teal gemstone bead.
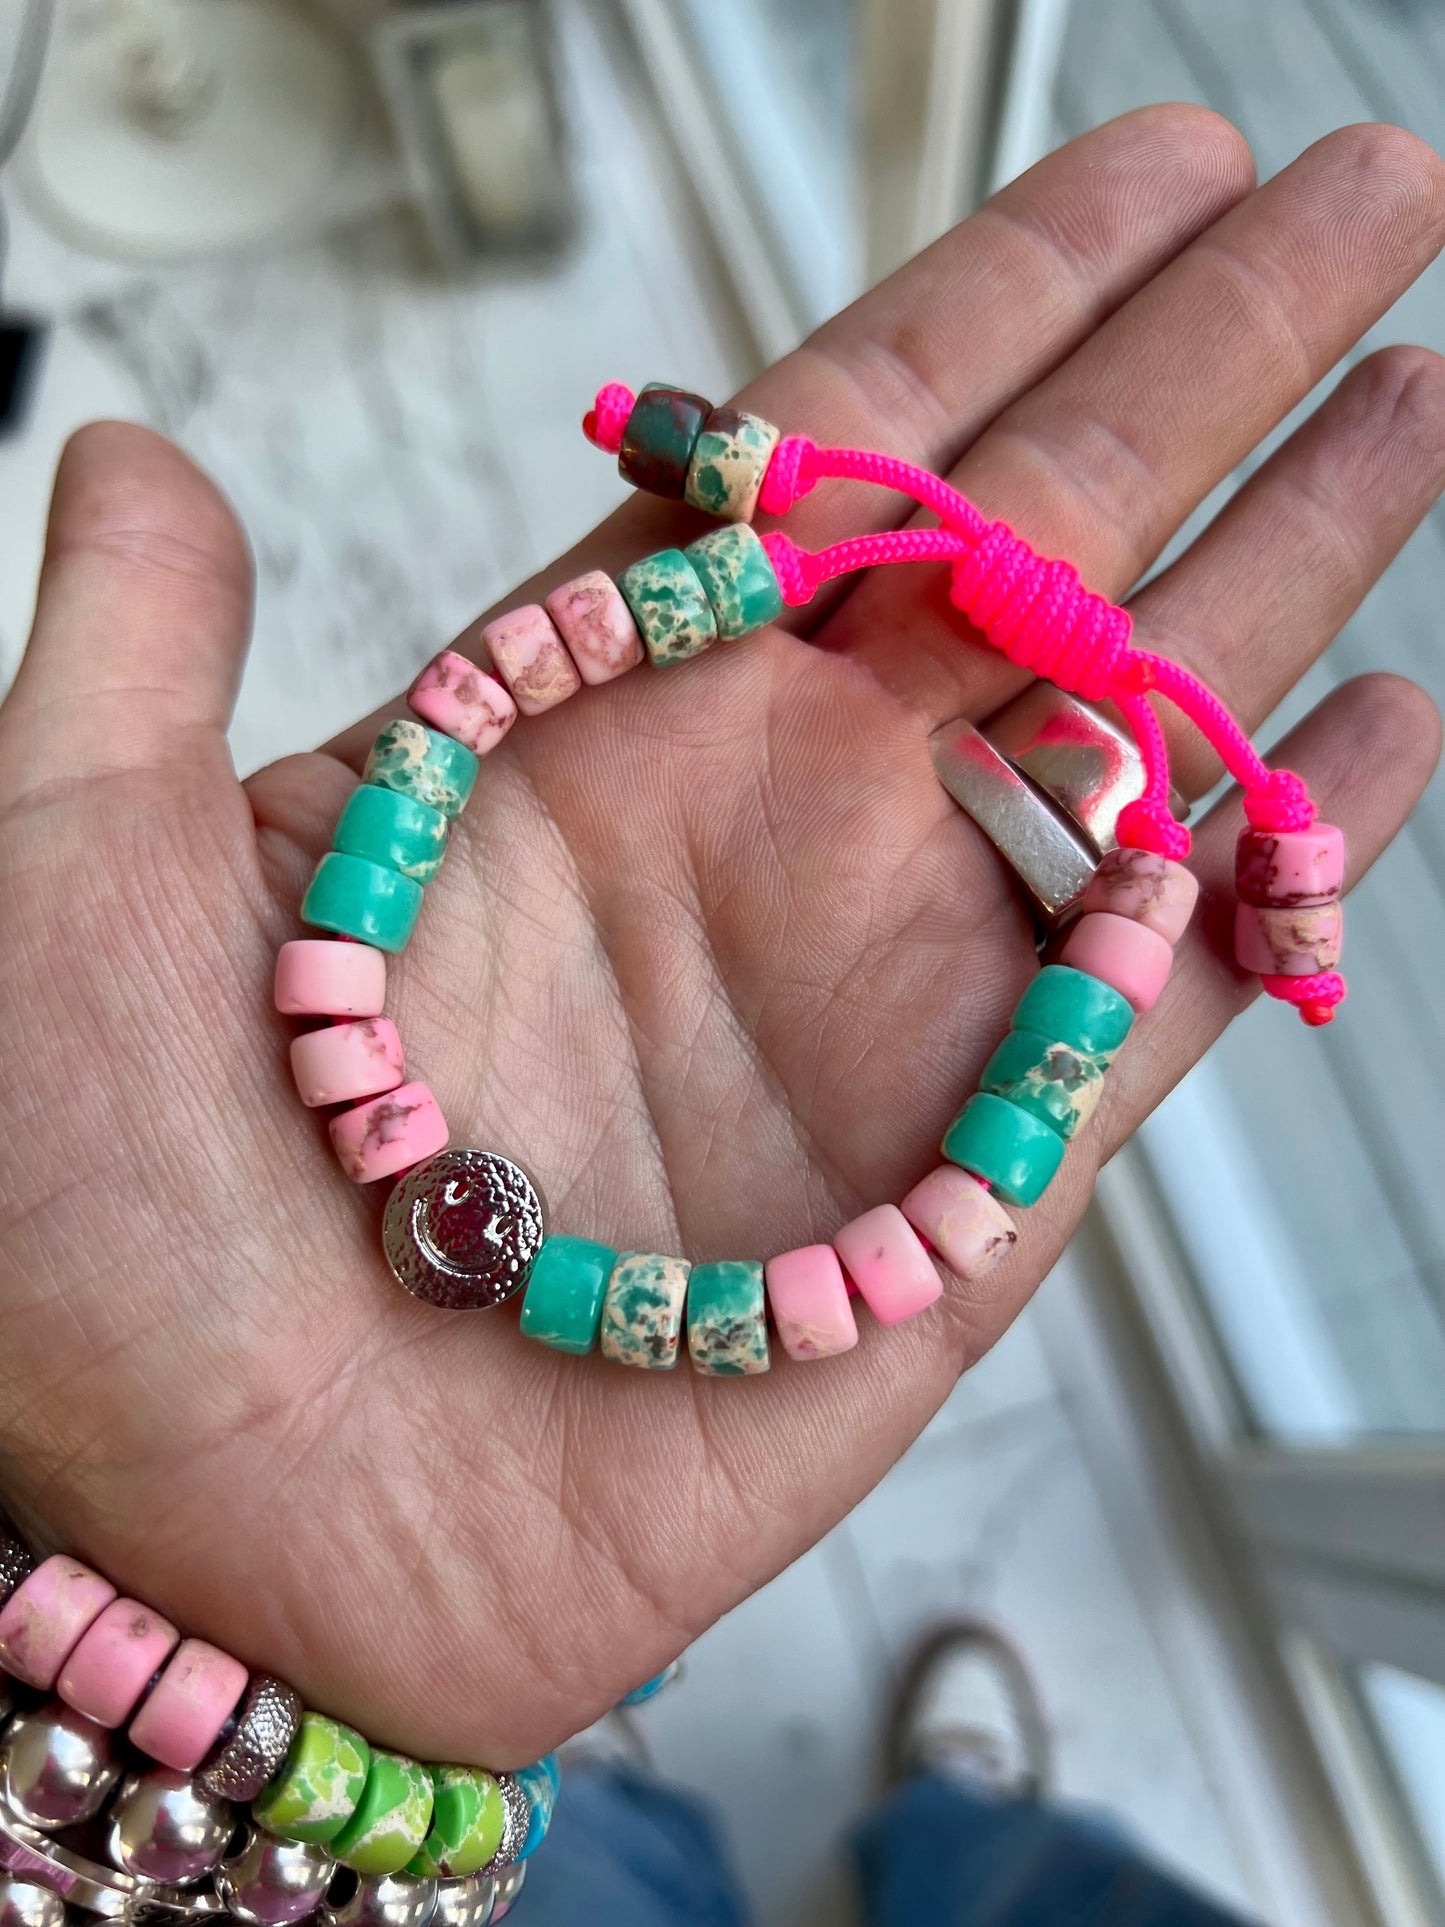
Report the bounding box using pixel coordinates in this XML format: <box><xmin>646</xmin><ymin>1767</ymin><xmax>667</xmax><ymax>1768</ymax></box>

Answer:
<box><xmin>617</xmin><ymin>549</ymin><xmax>719</xmax><ymax>667</ymax></box>
<box><xmin>363</xmin><ymin>720</ymin><xmax>478</xmax><ymax>821</ymax></box>
<box><xmin>683</xmin><ymin>525</ymin><xmax>784</xmax><ymax>640</ymax></box>
<box><xmin>1011</xmin><ymin>965</ymin><xmax>1133</xmax><ymax>1056</ymax></box>
<box><xmin>686</xmin><ymin>1260</ymin><xmax>770</xmax><ymax>1376</ymax></box>
<box><xmin>941</xmin><ymin>1092</ymin><xmax>1065</xmax><ymax>1206</ymax></box>
<box><xmin>618</xmin><ymin>385</ymin><xmax>710</xmax><ymax>498</ymax></box>
<box><xmin>979</xmin><ymin>1028</ymin><xmax>1113</xmax><ymax>1142</ymax></box>
<box><xmin>519</xmin><ymin>1236</ymin><xmax>617</xmax><ymax>1355</ymax></box>
<box><xmin>334</xmin><ymin>783</ymin><xmax>449</xmax><ymax>885</ymax></box>
<box><xmin>301</xmin><ymin>852</ymin><xmax>423</xmax><ymax>954</ymax></box>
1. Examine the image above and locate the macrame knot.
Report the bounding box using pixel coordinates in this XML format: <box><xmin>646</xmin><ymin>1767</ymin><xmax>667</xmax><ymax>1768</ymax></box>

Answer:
<box><xmin>1244</xmin><ymin>767</ymin><xmax>1316</xmax><ymax>832</ymax></box>
<box><xmin>583</xmin><ymin>383</ymin><xmax>636</xmax><ymax>454</ymax></box>
<box><xmin>1262</xmin><ymin>970</ymin><xmax>1346</xmax><ymax>1027</ymax></box>
<box><xmin>760</xmin><ymin>436</ymin><xmax>819</xmax><ymax>516</ymax></box>
<box><xmin>1116</xmin><ymin>797</ymin><xmax>1192</xmax><ymax>860</ymax></box>
<box><xmin>948</xmin><ymin>520</ymin><xmax>1131</xmax><ymax>702</ymax></box>
<box><xmin>759</xmin><ymin>530</ymin><xmax>821</xmax><ymax>606</ymax></box>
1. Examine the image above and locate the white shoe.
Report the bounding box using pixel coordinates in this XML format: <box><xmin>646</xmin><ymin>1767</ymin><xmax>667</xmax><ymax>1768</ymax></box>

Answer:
<box><xmin>885</xmin><ymin>1622</ymin><xmax>1050</xmax><ymax>1798</ymax></box>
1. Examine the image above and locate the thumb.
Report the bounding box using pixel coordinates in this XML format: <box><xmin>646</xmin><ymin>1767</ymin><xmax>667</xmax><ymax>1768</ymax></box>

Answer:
<box><xmin>0</xmin><ymin>422</ymin><xmax>253</xmax><ymax>804</ymax></box>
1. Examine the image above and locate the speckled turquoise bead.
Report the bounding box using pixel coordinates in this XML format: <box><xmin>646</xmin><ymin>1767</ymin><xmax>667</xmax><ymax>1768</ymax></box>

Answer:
<box><xmin>363</xmin><ymin>720</ymin><xmax>478</xmax><ymax>820</ymax></box>
<box><xmin>617</xmin><ymin>549</ymin><xmax>718</xmax><ymax>667</ymax></box>
<box><xmin>406</xmin><ymin>1764</ymin><xmax>505</xmax><ymax>1879</ymax></box>
<box><xmin>334</xmin><ymin>783</ymin><xmax>449</xmax><ymax>886</ymax></box>
<box><xmin>253</xmin><ymin>1711</ymin><xmax>370</xmax><ymax>1844</ymax></box>
<box><xmin>684</xmin><ymin>406</ymin><xmax>781</xmax><ymax>522</ymax></box>
<box><xmin>519</xmin><ymin>1236</ymin><xmax>617</xmax><ymax>1355</ymax></box>
<box><xmin>600</xmin><ymin>1251</ymin><xmax>691</xmax><ymax>1370</ymax></box>
<box><xmin>686</xmin><ymin>1260</ymin><xmax>770</xmax><ymax>1376</ymax></box>
<box><xmin>1011</xmin><ymin>965</ymin><xmax>1133</xmax><ymax>1056</ymax></box>
<box><xmin>979</xmin><ymin>1028</ymin><xmax>1114</xmax><ymax>1142</ymax></box>
<box><xmin>514</xmin><ymin>1757</ymin><xmax>559</xmax><ymax>1861</ymax></box>
<box><xmin>684</xmin><ymin>525</ymin><xmax>784</xmax><ymax>640</ymax></box>
<box><xmin>328</xmin><ymin>1750</ymin><xmax>434</xmax><ymax>1876</ymax></box>
<box><xmin>941</xmin><ymin>1092</ymin><xmax>1066</xmax><ymax>1206</ymax></box>
<box><xmin>619</xmin><ymin>385</ymin><xmax>710</xmax><ymax>498</ymax></box>
<box><xmin>301</xmin><ymin>851</ymin><xmax>423</xmax><ymax>953</ymax></box>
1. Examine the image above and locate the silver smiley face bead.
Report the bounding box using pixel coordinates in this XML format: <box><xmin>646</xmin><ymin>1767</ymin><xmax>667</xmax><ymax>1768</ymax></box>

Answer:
<box><xmin>383</xmin><ymin>1150</ymin><xmax>546</xmax><ymax>1311</ymax></box>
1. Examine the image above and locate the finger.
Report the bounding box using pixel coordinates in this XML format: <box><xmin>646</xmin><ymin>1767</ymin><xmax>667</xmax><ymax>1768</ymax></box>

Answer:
<box><xmin>1127</xmin><ymin>346</ymin><xmax>1445</xmax><ymax>796</ymax></box>
<box><xmin>0</xmin><ymin>424</ymin><xmax>253</xmax><ymax>802</ymax></box>
<box><xmin>829</xmin><ymin>123</ymin><xmax>1445</xmax><ymax>724</ymax></box>
<box><xmin>316</xmin><ymin>105</ymin><xmax>1252</xmax><ymax>770</ymax></box>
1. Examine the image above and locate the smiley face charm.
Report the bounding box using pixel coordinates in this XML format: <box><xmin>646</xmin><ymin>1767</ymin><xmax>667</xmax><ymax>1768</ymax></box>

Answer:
<box><xmin>382</xmin><ymin>1149</ymin><xmax>546</xmax><ymax>1311</ymax></box>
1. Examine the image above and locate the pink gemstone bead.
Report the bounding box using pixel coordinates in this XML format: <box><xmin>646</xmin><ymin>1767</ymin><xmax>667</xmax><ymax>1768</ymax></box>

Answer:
<box><xmin>900</xmin><ymin>1166</ymin><xmax>1018</xmax><ymax>1282</ymax></box>
<box><xmin>274</xmin><ymin>941</ymin><xmax>386</xmax><ymax>1018</ymax></box>
<box><xmin>1234</xmin><ymin>901</ymin><xmax>1343</xmax><ymax>976</ymax></box>
<box><xmin>1236</xmin><ymin>824</ymin><xmax>1345</xmax><ymax>907</ymax></box>
<box><xmin>128</xmin><ymin>1639</ymin><xmax>248</xmax><ymax>1771</ymax></box>
<box><xmin>57</xmin><ymin>1598</ymin><xmax>180</xmax><ymax>1729</ymax></box>
<box><xmin>1079</xmin><ymin>848</ymin><xmax>1199</xmax><ymax>944</ymax></box>
<box><xmin>834</xmin><ymin>1204</ymin><xmax>943</xmax><ymax>1327</ymax></box>
<box><xmin>764</xmin><ymin>1244</ymin><xmax>859</xmax><ymax>1361</ymax></box>
<box><xmin>1061</xmin><ymin>911</ymin><xmax>1174</xmax><ymax>1014</ymax></box>
<box><xmin>481</xmin><ymin>605</ymin><xmax>582</xmax><ymax>717</ymax></box>
<box><xmin>545</xmin><ymin>571</ymin><xmax>645</xmax><ymax>687</ymax></box>
<box><xmin>328</xmin><ymin>1080</ymin><xmax>448</xmax><ymax>1184</ymax></box>
<box><xmin>0</xmin><ymin>1557</ymin><xmax>117</xmax><ymax>1690</ymax></box>
<box><xmin>291</xmin><ymin>1018</ymin><xmax>405</xmax><ymax>1109</ymax></box>
<box><xmin>408</xmin><ymin>650</ymin><xmax>518</xmax><ymax>757</ymax></box>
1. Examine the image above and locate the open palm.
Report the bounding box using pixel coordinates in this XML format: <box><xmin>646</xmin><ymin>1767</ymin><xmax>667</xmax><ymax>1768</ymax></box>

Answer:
<box><xmin>1</xmin><ymin>108</ymin><xmax>1442</xmax><ymax>1770</ymax></box>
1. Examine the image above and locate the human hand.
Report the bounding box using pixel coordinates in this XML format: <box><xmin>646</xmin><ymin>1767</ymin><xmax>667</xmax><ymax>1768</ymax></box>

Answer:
<box><xmin>1</xmin><ymin>108</ymin><xmax>1441</xmax><ymax>1767</ymax></box>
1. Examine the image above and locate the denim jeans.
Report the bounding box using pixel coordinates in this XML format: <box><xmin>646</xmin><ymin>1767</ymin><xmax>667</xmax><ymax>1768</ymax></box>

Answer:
<box><xmin>521</xmin><ymin>1763</ymin><xmax>1254</xmax><ymax>1926</ymax></box>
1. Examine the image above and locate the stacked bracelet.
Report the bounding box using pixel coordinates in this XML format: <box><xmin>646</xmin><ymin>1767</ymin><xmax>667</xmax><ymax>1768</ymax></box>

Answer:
<box><xmin>271</xmin><ymin>379</ymin><xmax>1346</xmax><ymax>1367</ymax></box>
<box><xmin>0</xmin><ymin>1522</ymin><xmax>549</xmax><ymax>1926</ymax></box>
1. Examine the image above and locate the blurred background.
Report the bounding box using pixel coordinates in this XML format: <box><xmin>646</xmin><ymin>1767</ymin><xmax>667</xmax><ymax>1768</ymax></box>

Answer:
<box><xmin>0</xmin><ymin>1</ymin><xmax>1441</xmax><ymax>1922</ymax></box>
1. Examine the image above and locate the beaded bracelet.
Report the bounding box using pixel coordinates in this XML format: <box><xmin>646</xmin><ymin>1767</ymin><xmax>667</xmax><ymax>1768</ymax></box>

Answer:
<box><xmin>274</xmin><ymin>380</ymin><xmax>1347</xmax><ymax>1362</ymax></box>
<box><xmin>0</xmin><ymin>1525</ymin><xmax>551</xmax><ymax>1926</ymax></box>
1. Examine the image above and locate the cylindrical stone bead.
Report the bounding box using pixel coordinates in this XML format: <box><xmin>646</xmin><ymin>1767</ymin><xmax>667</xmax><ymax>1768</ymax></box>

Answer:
<box><xmin>57</xmin><ymin>1598</ymin><xmax>179</xmax><ymax>1729</ymax></box>
<box><xmin>683</xmin><ymin>525</ymin><xmax>784</xmax><ymax>640</ymax></box>
<box><xmin>833</xmin><ymin>1205</ymin><xmax>942</xmax><ymax>1327</ymax></box>
<box><xmin>1011</xmin><ymin>965</ymin><xmax>1134</xmax><ymax>1056</ymax></box>
<box><xmin>408</xmin><ymin>1765</ymin><xmax>505</xmax><ymax>1880</ymax></box>
<box><xmin>518</xmin><ymin>1235</ymin><xmax>617</xmax><ymax>1355</ymax></box>
<box><xmin>942</xmin><ymin>1094</ymin><xmax>1066</xmax><ymax>1207</ymax></box>
<box><xmin>0</xmin><ymin>1557</ymin><xmax>117</xmax><ymax>1689</ymax></box>
<box><xmin>127</xmin><ymin>1639</ymin><xmax>248</xmax><ymax>1771</ymax></box>
<box><xmin>618</xmin><ymin>385</ymin><xmax>711</xmax><ymax>498</ymax></box>
<box><xmin>408</xmin><ymin>651</ymin><xmax>518</xmax><ymax>758</ymax></box>
<box><xmin>334</xmin><ymin>785</ymin><xmax>449</xmax><ymax>886</ymax></box>
<box><xmin>513</xmin><ymin>1758</ymin><xmax>558</xmax><ymax>1862</ymax></box>
<box><xmin>684</xmin><ymin>406</ymin><xmax>781</xmax><ymax>522</ymax></box>
<box><xmin>290</xmin><ymin>1018</ymin><xmax>405</xmax><ymax>1109</ymax></box>
<box><xmin>979</xmin><ymin>1029</ymin><xmax>1111</xmax><ymax>1140</ymax></box>
<box><xmin>364</xmin><ymin>720</ymin><xmax>478</xmax><ymax>820</ymax></box>
<box><xmin>617</xmin><ymin>549</ymin><xmax>718</xmax><ymax>667</ymax></box>
<box><xmin>1079</xmin><ymin>848</ymin><xmax>1199</xmax><ymax>943</ymax></box>
<box><xmin>764</xmin><ymin>1244</ymin><xmax>859</xmax><ymax>1361</ymax></box>
<box><xmin>686</xmin><ymin>1261</ymin><xmax>770</xmax><ymax>1376</ymax></box>
<box><xmin>900</xmin><ymin>1167</ymin><xmax>1018</xmax><ymax>1281</ymax></box>
<box><xmin>1235</xmin><ymin>824</ymin><xmax>1345</xmax><ymax>907</ymax></box>
<box><xmin>1234</xmin><ymin>901</ymin><xmax>1343</xmax><ymax>976</ymax></box>
<box><xmin>274</xmin><ymin>940</ymin><xmax>386</xmax><ymax>1018</ymax></box>
<box><xmin>328</xmin><ymin>1751</ymin><xmax>434</xmax><ymax>1877</ymax></box>
<box><xmin>301</xmin><ymin>853</ymin><xmax>423</xmax><ymax>954</ymax></box>
<box><xmin>1061</xmin><ymin>912</ymin><xmax>1174</xmax><ymax>1015</ymax></box>
<box><xmin>600</xmin><ymin>1252</ymin><xmax>691</xmax><ymax>1370</ymax></box>
<box><xmin>481</xmin><ymin>606</ymin><xmax>582</xmax><ymax>717</ymax></box>
<box><xmin>329</xmin><ymin>1082</ymin><xmax>448</xmax><ymax>1185</ymax></box>
<box><xmin>544</xmin><ymin>572</ymin><xmax>645</xmax><ymax>686</ymax></box>
<box><xmin>253</xmin><ymin>1711</ymin><xmax>371</xmax><ymax>1845</ymax></box>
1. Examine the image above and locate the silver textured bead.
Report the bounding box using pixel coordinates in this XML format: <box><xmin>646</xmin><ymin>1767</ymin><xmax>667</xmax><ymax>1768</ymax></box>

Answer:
<box><xmin>106</xmin><ymin>1768</ymin><xmax>234</xmax><ymax>1886</ymax></box>
<box><xmin>195</xmin><ymin>1678</ymin><xmax>301</xmax><ymax>1804</ymax></box>
<box><xmin>429</xmin><ymin>1880</ymin><xmax>493</xmax><ymax>1927</ymax></box>
<box><xmin>0</xmin><ymin>1701</ymin><xmax>123</xmax><ymax>1830</ymax></box>
<box><xmin>383</xmin><ymin>1151</ymin><xmax>546</xmax><ymax>1311</ymax></box>
<box><xmin>489</xmin><ymin>1865</ymin><xmax>525</xmax><ymax>1924</ymax></box>
<box><xmin>215</xmin><ymin>1826</ymin><xmax>334</xmax><ymax>1926</ymax></box>
<box><xmin>323</xmin><ymin>1872</ymin><xmax>436</xmax><ymax>1927</ymax></box>
<box><xmin>0</xmin><ymin>1522</ymin><xmax>34</xmax><ymax>1612</ymax></box>
<box><xmin>475</xmin><ymin>1779</ymin><xmax>528</xmax><ymax>1881</ymax></box>
<box><xmin>0</xmin><ymin>1877</ymin><xmax>65</xmax><ymax>1927</ymax></box>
